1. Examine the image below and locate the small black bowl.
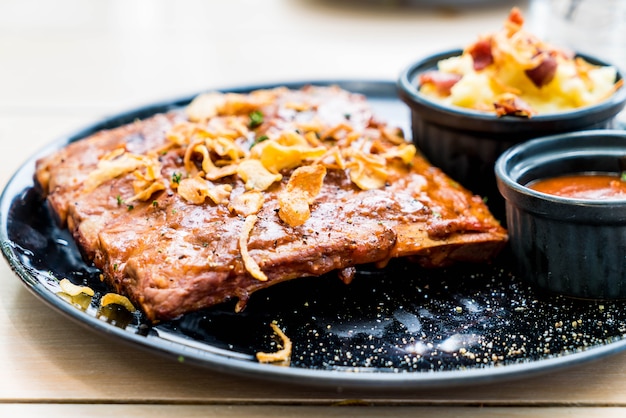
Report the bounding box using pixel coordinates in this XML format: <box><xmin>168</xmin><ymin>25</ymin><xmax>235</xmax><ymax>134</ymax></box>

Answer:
<box><xmin>495</xmin><ymin>130</ymin><xmax>626</xmax><ymax>299</ymax></box>
<box><xmin>397</xmin><ymin>49</ymin><xmax>626</xmax><ymax>218</ymax></box>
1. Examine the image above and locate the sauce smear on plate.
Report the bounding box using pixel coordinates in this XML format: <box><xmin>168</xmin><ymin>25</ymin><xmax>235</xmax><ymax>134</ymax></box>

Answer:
<box><xmin>528</xmin><ymin>173</ymin><xmax>626</xmax><ymax>200</ymax></box>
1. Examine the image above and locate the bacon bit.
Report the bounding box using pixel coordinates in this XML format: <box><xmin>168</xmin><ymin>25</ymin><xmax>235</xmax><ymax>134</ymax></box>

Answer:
<box><xmin>504</xmin><ymin>7</ymin><xmax>525</xmax><ymax>37</ymax></box>
<box><xmin>525</xmin><ymin>53</ymin><xmax>558</xmax><ymax>87</ymax></box>
<box><xmin>493</xmin><ymin>94</ymin><xmax>536</xmax><ymax>117</ymax></box>
<box><xmin>508</xmin><ymin>7</ymin><xmax>525</xmax><ymax>28</ymax></box>
<box><xmin>256</xmin><ymin>322</ymin><xmax>292</xmax><ymax>364</ymax></box>
<box><xmin>239</xmin><ymin>214</ymin><xmax>268</xmax><ymax>282</ymax></box>
<box><xmin>467</xmin><ymin>38</ymin><xmax>494</xmax><ymax>71</ymax></box>
<box><xmin>278</xmin><ymin>164</ymin><xmax>327</xmax><ymax>227</ymax></box>
<box><xmin>419</xmin><ymin>71</ymin><xmax>463</xmax><ymax>96</ymax></box>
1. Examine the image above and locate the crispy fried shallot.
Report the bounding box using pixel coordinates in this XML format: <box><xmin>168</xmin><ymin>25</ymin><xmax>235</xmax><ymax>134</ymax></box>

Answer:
<box><xmin>256</xmin><ymin>322</ymin><xmax>292</xmax><ymax>364</ymax></box>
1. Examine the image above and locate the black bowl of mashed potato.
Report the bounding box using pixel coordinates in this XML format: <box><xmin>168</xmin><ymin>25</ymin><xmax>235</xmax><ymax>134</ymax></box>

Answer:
<box><xmin>397</xmin><ymin>8</ymin><xmax>626</xmax><ymax>220</ymax></box>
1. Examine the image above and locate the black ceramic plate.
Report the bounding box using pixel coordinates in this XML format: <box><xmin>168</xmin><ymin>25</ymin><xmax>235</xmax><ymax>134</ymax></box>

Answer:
<box><xmin>3</xmin><ymin>80</ymin><xmax>626</xmax><ymax>389</ymax></box>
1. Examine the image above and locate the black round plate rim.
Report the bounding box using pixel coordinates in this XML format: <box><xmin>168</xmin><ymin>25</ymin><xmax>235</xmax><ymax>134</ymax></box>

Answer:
<box><xmin>3</xmin><ymin>79</ymin><xmax>626</xmax><ymax>390</ymax></box>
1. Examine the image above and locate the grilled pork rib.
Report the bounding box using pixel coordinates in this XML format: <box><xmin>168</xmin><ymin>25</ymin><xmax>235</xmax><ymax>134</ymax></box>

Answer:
<box><xmin>35</xmin><ymin>86</ymin><xmax>507</xmax><ymax>321</ymax></box>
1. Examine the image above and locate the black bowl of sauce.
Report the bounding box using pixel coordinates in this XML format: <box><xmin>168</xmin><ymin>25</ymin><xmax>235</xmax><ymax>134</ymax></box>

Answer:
<box><xmin>495</xmin><ymin>130</ymin><xmax>626</xmax><ymax>299</ymax></box>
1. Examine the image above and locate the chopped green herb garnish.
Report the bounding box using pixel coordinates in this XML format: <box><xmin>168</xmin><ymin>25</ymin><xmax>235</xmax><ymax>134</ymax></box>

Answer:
<box><xmin>126</xmin><ymin>204</ymin><xmax>134</xmax><ymax>211</ymax></box>
<box><xmin>172</xmin><ymin>172</ymin><xmax>182</xmax><ymax>184</ymax></box>
<box><xmin>621</xmin><ymin>171</ymin><xmax>626</xmax><ymax>182</ymax></box>
<box><xmin>116</xmin><ymin>195</ymin><xmax>124</xmax><ymax>206</ymax></box>
<box><xmin>113</xmin><ymin>263</ymin><xmax>118</xmax><ymax>271</ymax></box>
<box><xmin>250</xmin><ymin>134</ymin><xmax>269</xmax><ymax>149</ymax></box>
<box><xmin>248</xmin><ymin>110</ymin><xmax>264</xmax><ymax>129</ymax></box>
<box><xmin>152</xmin><ymin>200</ymin><xmax>158</xmax><ymax>207</ymax></box>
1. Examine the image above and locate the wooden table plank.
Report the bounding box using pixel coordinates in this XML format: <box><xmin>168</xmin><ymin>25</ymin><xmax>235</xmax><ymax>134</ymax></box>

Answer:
<box><xmin>0</xmin><ymin>0</ymin><xmax>515</xmax><ymax>113</ymax></box>
<box><xmin>1</xmin><ymin>405</ymin><xmax>626</xmax><ymax>418</ymax></box>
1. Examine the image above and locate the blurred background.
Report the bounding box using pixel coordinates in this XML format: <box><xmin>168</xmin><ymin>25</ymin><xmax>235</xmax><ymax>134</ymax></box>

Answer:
<box><xmin>0</xmin><ymin>0</ymin><xmax>529</xmax><ymax>177</ymax></box>
<box><xmin>0</xmin><ymin>0</ymin><xmax>524</xmax><ymax>113</ymax></box>
<box><xmin>8</xmin><ymin>0</ymin><xmax>626</xmax><ymax>178</ymax></box>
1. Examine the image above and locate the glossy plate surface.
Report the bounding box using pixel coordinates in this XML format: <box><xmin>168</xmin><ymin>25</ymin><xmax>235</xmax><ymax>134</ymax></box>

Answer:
<box><xmin>3</xmin><ymin>80</ymin><xmax>626</xmax><ymax>389</ymax></box>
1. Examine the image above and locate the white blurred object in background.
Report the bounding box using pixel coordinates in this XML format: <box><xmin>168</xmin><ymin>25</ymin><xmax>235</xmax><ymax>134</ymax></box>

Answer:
<box><xmin>528</xmin><ymin>0</ymin><xmax>626</xmax><ymax>125</ymax></box>
<box><xmin>528</xmin><ymin>0</ymin><xmax>626</xmax><ymax>71</ymax></box>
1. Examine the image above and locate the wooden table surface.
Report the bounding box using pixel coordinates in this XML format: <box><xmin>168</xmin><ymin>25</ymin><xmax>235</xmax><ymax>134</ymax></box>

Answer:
<box><xmin>2</xmin><ymin>1</ymin><xmax>626</xmax><ymax>416</ymax></box>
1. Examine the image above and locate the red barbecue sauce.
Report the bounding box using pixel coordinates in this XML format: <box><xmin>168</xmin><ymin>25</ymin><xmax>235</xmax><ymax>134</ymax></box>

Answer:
<box><xmin>528</xmin><ymin>173</ymin><xmax>626</xmax><ymax>200</ymax></box>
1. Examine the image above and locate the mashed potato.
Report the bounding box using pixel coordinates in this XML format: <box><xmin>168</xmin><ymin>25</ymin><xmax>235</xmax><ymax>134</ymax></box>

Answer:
<box><xmin>419</xmin><ymin>8</ymin><xmax>621</xmax><ymax>116</ymax></box>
